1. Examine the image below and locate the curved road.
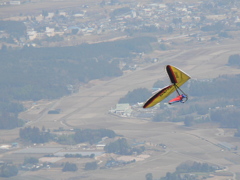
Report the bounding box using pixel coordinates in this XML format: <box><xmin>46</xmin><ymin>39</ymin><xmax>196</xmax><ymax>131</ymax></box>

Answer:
<box><xmin>20</xmin><ymin>41</ymin><xmax>240</xmax><ymax>180</ymax></box>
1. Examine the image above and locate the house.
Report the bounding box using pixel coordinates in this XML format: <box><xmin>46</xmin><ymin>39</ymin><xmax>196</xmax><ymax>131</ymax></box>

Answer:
<box><xmin>110</xmin><ymin>103</ymin><xmax>133</xmax><ymax>117</ymax></box>
<box><xmin>45</xmin><ymin>27</ymin><xmax>55</xmax><ymax>37</ymax></box>
<box><xmin>10</xmin><ymin>1</ymin><xmax>21</xmax><ymax>5</ymax></box>
<box><xmin>27</xmin><ymin>30</ymin><xmax>37</xmax><ymax>40</ymax></box>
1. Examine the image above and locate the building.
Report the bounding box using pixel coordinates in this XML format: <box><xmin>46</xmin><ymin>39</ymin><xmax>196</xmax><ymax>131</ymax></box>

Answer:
<box><xmin>10</xmin><ymin>1</ymin><xmax>21</xmax><ymax>5</ymax></box>
<box><xmin>218</xmin><ymin>142</ymin><xmax>235</xmax><ymax>151</ymax></box>
<box><xmin>110</xmin><ymin>103</ymin><xmax>133</xmax><ymax>117</ymax></box>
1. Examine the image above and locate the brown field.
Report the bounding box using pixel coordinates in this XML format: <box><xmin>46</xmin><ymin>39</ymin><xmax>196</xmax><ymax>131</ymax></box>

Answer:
<box><xmin>0</xmin><ymin>0</ymin><xmax>200</xmax><ymax>19</ymax></box>
<box><xmin>0</xmin><ymin>0</ymin><xmax>140</xmax><ymax>18</ymax></box>
<box><xmin>1</xmin><ymin>1</ymin><xmax>240</xmax><ymax>179</ymax></box>
<box><xmin>12</xmin><ymin>40</ymin><xmax>240</xmax><ymax>180</ymax></box>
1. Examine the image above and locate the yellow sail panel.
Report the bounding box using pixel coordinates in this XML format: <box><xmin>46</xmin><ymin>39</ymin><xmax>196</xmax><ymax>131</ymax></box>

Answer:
<box><xmin>143</xmin><ymin>85</ymin><xmax>176</xmax><ymax>108</ymax></box>
<box><xmin>166</xmin><ymin>65</ymin><xmax>191</xmax><ymax>87</ymax></box>
<box><xmin>143</xmin><ymin>65</ymin><xmax>191</xmax><ymax>108</ymax></box>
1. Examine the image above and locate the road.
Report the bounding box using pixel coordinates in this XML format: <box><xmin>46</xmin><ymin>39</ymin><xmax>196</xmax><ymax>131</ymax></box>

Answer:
<box><xmin>23</xmin><ymin>41</ymin><xmax>240</xmax><ymax>127</ymax></box>
<box><xmin>17</xmin><ymin>41</ymin><xmax>240</xmax><ymax>180</ymax></box>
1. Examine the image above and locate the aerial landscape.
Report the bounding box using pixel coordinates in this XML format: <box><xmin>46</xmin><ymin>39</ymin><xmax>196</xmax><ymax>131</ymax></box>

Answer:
<box><xmin>1</xmin><ymin>0</ymin><xmax>240</xmax><ymax>180</ymax></box>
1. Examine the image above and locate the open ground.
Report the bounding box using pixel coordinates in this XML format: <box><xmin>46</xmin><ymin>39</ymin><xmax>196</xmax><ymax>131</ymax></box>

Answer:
<box><xmin>10</xmin><ymin>40</ymin><xmax>240</xmax><ymax>180</ymax></box>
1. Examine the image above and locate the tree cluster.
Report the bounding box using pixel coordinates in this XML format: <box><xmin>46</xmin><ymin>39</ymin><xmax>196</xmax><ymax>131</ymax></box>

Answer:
<box><xmin>19</xmin><ymin>126</ymin><xmax>53</xmax><ymax>144</ymax></box>
<box><xmin>188</xmin><ymin>75</ymin><xmax>240</xmax><ymax>98</ymax></box>
<box><xmin>176</xmin><ymin>161</ymin><xmax>217</xmax><ymax>173</ymax></box>
<box><xmin>227</xmin><ymin>54</ymin><xmax>240</xmax><ymax>66</ymax></box>
<box><xmin>23</xmin><ymin>157</ymin><xmax>39</xmax><ymax>165</ymax></box>
<box><xmin>0</xmin><ymin>163</ymin><xmax>18</xmax><ymax>178</ymax></box>
<box><xmin>62</xmin><ymin>162</ymin><xmax>78</xmax><ymax>172</ymax></box>
<box><xmin>201</xmin><ymin>21</ymin><xmax>225</xmax><ymax>32</ymax></box>
<box><xmin>0</xmin><ymin>100</ymin><xmax>24</xmax><ymax>129</ymax></box>
<box><xmin>56</xmin><ymin>128</ymin><xmax>116</xmax><ymax>145</ymax></box>
<box><xmin>0</xmin><ymin>36</ymin><xmax>155</xmax><ymax>130</ymax></box>
<box><xmin>0</xmin><ymin>111</ymin><xmax>24</xmax><ymax>130</ymax></box>
<box><xmin>234</xmin><ymin>129</ymin><xmax>240</xmax><ymax>137</ymax></box>
<box><xmin>19</xmin><ymin>127</ymin><xmax>117</xmax><ymax>145</ymax></box>
<box><xmin>73</xmin><ymin>128</ymin><xmax>116</xmax><ymax>145</ymax></box>
<box><xmin>151</xmin><ymin>74</ymin><xmax>240</xmax><ymax>126</ymax></box>
<box><xmin>160</xmin><ymin>172</ymin><xmax>197</xmax><ymax>180</ymax></box>
<box><xmin>118</xmin><ymin>88</ymin><xmax>152</xmax><ymax>105</ymax></box>
<box><xmin>110</xmin><ymin>7</ymin><xmax>131</xmax><ymax>19</ymax></box>
<box><xmin>65</xmin><ymin>153</ymin><xmax>95</xmax><ymax>158</ymax></box>
<box><xmin>104</xmin><ymin>138</ymin><xmax>145</xmax><ymax>155</ymax></box>
<box><xmin>119</xmin><ymin>72</ymin><xmax>240</xmax><ymax>128</ymax></box>
<box><xmin>210</xmin><ymin>108</ymin><xmax>240</xmax><ymax>128</ymax></box>
<box><xmin>0</xmin><ymin>20</ymin><xmax>26</xmax><ymax>38</ymax></box>
<box><xmin>84</xmin><ymin>161</ymin><xmax>98</xmax><ymax>170</ymax></box>
<box><xmin>104</xmin><ymin>138</ymin><xmax>130</xmax><ymax>155</ymax></box>
<box><xmin>157</xmin><ymin>161</ymin><xmax>217</xmax><ymax>180</ymax></box>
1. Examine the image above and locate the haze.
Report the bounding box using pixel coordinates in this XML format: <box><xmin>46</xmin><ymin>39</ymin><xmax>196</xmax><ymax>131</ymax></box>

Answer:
<box><xmin>0</xmin><ymin>0</ymin><xmax>240</xmax><ymax>180</ymax></box>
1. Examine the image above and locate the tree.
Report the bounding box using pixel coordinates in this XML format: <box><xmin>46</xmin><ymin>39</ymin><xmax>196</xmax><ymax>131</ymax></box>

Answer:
<box><xmin>0</xmin><ymin>20</ymin><xmax>26</xmax><ymax>38</ymax></box>
<box><xmin>167</xmin><ymin>26</ymin><xmax>173</xmax><ymax>33</ymax></box>
<box><xmin>104</xmin><ymin>138</ymin><xmax>131</xmax><ymax>155</ymax></box>
<box><xmin>0</xmin><ymin>36</ymin><xmax>156</xmax><ymax>131</ymax></box>
<box><xmin>184</xmin><ymin>116</ymin><xmax>193</xmax><ymax>127</ymax></box>
<box><xmin>0</xmin><ymin>164</ymin><xmax>18</xmax><ymax>177</ymax></box>
<box><xmin>228</xmin><ymin>54</ymin><xmax>240</xmax><ymax>66</ymax></box>
<box><xmin>23</xmin><ymin>157</ymin><xmax>39</xmax><ymax>165</ymax></box>
<box><xmin>19</xmin><ymin>126</ymin><xmax>53</xmax><ymax>143</ymax></box>
<box><xmin>110</xmin><ymin>0</ymin><xmax>119</xmax><ymax>5</ymax></box>
<box><xmin>100</xmin><ymin>0</ymin><xmax>106</xmax><ymax>7</ymax></box>
<box><xmin>118</xmin><ymin>88</ymin><xmax>152</xmax><ymax>104</ymax></box>
<box><xmin>84</xmin><ymin>162</ymin><xmax>97</xmax><ymax>170</ymax></box>
<box><xmin>145</xmin><ymin>173</ymin><xmax>153</xmax><ymax>180</ymax></box>
<box><xmin>62</xmin><ymin>162</ymin><xmax>78</xmax><ymax>172</ymax></box>
<box><xmin>218</xmin><ymin>31</ymin><xmax>231</xmax><ymax>38</ymax></box>
<box><xmin>71</xmin><ymin>29</ymin><xmax>79</xmax><ymax>35</ymax></box>
<box><xmin>172</xmin><ymin>18</ymin><xmax>182</xmax><ymax>25</ymax></box>
<box><xmin>73</xmin><ymin>128</ymin><xmax>116</xmax><ymax>144</ymax></box>
<box><xmin>42</xmin><ymin>10</ymin><xmax>48</xmax><ymax>17</ymax></box>
<box><xmin>176</xmin><ymin>161</ymin><xmax>217</xmax><ymax>173</ymax></box>
<box><xmin>1</xmin><ymin>44</ymin><xmax>8</xmax><ymax>52</ymax></box>
<box><xmin>90</xmin><ymin>154</ymin><xmax>95</xmax><ymax>158</ymax></box>
<box><xmin>201</xmin><ymin>21</ymin><xmax>225</xmax><ymax>32</ymax></box>
<box><xmin>234</xmin><ymin>128</ymin><xmax>240</xmax><ymax>137</ymax></box>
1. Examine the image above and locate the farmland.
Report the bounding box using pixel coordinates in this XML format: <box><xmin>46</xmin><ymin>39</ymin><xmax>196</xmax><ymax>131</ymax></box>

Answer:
<box><xmin>1</xmin><ymin>0</ymin><xmax>240</xmax><ymax>179</ymax></box>
<box><xmin>12</xmin><ymin>40</ymin><xmax>240</xmax><ymax>180</ymax></box>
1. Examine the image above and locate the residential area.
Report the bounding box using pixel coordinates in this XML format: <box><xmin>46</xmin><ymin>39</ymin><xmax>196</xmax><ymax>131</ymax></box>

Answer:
<box><xmin>1</xmin><ymin>0</ymin><xmax>240</xmax><ymax>179</ymax></box>
<box><xmin>1</xmin><ymin>0</ymin><xmax>240</xmax><ymax>47</ymax></box>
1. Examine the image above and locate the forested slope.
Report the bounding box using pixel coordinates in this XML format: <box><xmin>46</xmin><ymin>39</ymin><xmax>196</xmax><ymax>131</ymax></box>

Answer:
<box><xmin>0</xmin><ymin>36</ymin><xmax>156</xmax><ymax>129</ymax></box>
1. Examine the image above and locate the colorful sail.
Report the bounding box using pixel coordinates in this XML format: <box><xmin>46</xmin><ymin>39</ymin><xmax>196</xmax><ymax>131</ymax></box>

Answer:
<box><xmin>166</xmin><ymin>65</ymin><xmax>191</xmax><ymax>87</ymax></box>
<box><xmin>143</xmin><ymin>65</ymin><xmax>191</xmax><ymax>108</ymax></box>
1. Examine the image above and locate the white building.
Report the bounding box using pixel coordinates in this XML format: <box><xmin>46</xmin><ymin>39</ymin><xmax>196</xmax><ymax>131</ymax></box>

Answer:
<box><xmin>10</xmin><ymin>1</ymin><xmax>21</xmax><ymax>5</ymax></box>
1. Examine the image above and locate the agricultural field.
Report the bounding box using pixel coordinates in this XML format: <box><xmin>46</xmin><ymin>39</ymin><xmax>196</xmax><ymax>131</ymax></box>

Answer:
<box><xmin>12</xmin><ymin>40</ymin><xmax>240</xmax><ymax>180</ymax></box>
<box><xmin>1</xmin><ymin>0</ymin><xmax>240</xmax><ymax>179</ymax></box>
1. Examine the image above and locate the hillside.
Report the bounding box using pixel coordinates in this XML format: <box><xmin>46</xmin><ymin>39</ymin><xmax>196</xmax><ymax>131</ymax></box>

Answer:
<box><xmin>1</xmin><ymin>0</ymin><xmax>240</xmax><ymax>179</ymax></box>
<box><xmin>11</xmin><ymin>40</ymin><xmax>240</xmax><ymax>180</ymax></box>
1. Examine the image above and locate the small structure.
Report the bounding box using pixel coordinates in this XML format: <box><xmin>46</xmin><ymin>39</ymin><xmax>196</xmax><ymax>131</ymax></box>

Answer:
<box><xmin>218</xmin><ymin>142</ymin><xmax>235</xmax><ymax>151</ymax></box>
<box><xmin>10</xmin><ymin>1</ymin><xmax>21</xmax><ymax>5</ymax></box>
<box><xmin>110</xmin><ymin>103</ymin><xmax>133</xmax><ymax>117</ymax></box>
<box><xmin>0</xmin><ymin>144</ymin><xmax>11</xmax><ymax>150</ymax></box>
<box><xmin>54</xmin><ymin>151</ymin><xmax>104</xmax><ymax>157</ymax></box>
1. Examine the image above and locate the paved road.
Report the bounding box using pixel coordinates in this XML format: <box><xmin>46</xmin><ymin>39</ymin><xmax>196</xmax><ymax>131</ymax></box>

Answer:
<box><xmin>18</xmin><ymin>41</ymin><xmax>240</xmax><ymax>180</ymax></box>
<box><xmin>26</xmin><ymin>41</ymin><xmax>240</xmax><ymax>128</ymax></box>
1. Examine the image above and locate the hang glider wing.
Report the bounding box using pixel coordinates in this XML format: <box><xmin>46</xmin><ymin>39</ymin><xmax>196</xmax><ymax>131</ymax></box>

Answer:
<box><xmin>166</xmin><ymin>65</ymin><xmax>191</xmax><ymax>88</ymax></box>
<box><xmin>143</xmin><ymin>65</ymin><xmax>191</xmax><ymax>108</ymax></box>
<box><xmin>143</xmin><ymin>85</ymin><xmax>176</xmax><ymax>108</ymax></box>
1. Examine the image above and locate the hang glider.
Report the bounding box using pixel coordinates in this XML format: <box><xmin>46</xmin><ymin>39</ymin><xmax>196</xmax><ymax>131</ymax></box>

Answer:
<box><xmin>143</xmin><ymin>65</ymin><xmax>191</xmax><ymax>108</ymax></box>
